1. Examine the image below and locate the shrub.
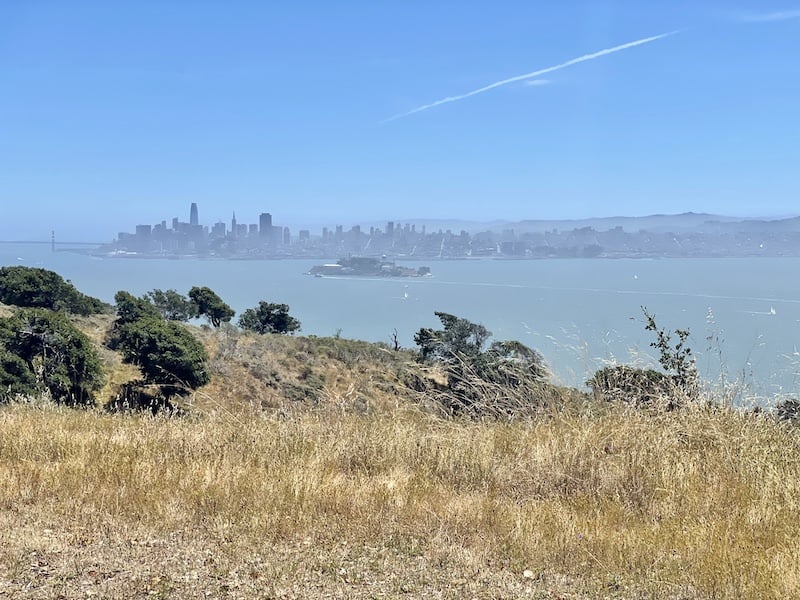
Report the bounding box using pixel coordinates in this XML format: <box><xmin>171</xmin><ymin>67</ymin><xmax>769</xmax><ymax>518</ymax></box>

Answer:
<box><xmin>112</xmin><ymin>290</ymin><xmax>162</xmax><ymax>325</ymax></box>
<box><xmin>776</xmin><ymin>398</ymin><xmax>800</xmax><ymax>422</ymax></box>
<box><xmin>111</xmin><ymin>318</ymin><xmax>210</xmax><ymax>392</ymax></box>
<box><xmin>108</xmin><ymin>290</ymin><xmax>210</xmax><ymax>406</ymax></box>
<box><xmin>0</xmin><ymin>266</ymin><xmax>110</xmax><ymax>315</ymax></box>
<box><xmin>413</xmin><ymin>312</ymin><xmax>548</xmax><ymax>416</ymax></box>
<box><xmin>642</xmin><ymin>306</ymin><xmax>698</xmax><ymax>398</ymax></box>
<box><xmin>587</xmin><ymin>308</ymin><xmax>699</xmax><ymax>410</ymax></box>
<box><xmin>586</xmin><ymin>365</ymin><xmax>678</xmax><ymax>409</ymax></box>
<box><xmin>0</xmin><ymin>308</ymin><xmax>104</xmax><ymax>405</ymax></box>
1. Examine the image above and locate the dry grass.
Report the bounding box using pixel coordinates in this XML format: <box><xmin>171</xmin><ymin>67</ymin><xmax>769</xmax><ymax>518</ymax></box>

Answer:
<box><xmin>3</xmin><ymin>314</ymin><xmax>800</xmax><ymax>597</ymax></box>
<box><xmin>2</xmin><ymin>400</ymin><xmax>799</xmax><ymax>599</ymax></box>
<box><xmin>192</xmin><ymin>326</ymin><xmax>421</xmax><ymax>416</ymax></box>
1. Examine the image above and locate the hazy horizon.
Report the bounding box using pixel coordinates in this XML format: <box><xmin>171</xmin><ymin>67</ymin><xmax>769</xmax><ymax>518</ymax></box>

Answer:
<box><xmin>3</xmin><ymin>209</ymin><xmax>800</xmax><ymax>244</ymax></box>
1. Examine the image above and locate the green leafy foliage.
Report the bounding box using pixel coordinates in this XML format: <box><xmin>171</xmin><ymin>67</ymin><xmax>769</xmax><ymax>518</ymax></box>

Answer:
<box><xmin>0</xmin><ymin>308</ymin><xmax>104</xmax><ymax>405</ymax></box>
<box><xmin>112</xmin><ymin>318</ymin><xmax>209</xmax><ymax>391</ymax></box>
<box><xmin>586</xmin><ymin>365</ymin><xmax>676</xmax><ymax>408</ymax></box>
<box><xmin>0</xmin><ymin>266</ymin><xmax>110</xmax><ymax>315</ymax></box>
<box><xmin>144</xmin><ymin>289</ymin><xmax>197</xmax><ymax>321</ymax></box>
<box><xmin>238</xmin><ymin>301</ymin><xmax>301</xmax><ymax>335</ymax></box>
<box><xmin>414</xmin><ymin>311</ymin><xmax>490</xmax><ymax>363</ymax></box>
<box><xmin>413</xmin><ymin>312</ymin><xmax>547</xmax><ymax>415</ymax></box>
<box><xmin>112</xmin><ymin>290</ymin><xmax>162</xmax><ymax>325</ymax></box>
<box><xmin>642</xmin><ymin>306</ymin><xmax>698</xmax><ymax>401</ymax></box>
<box><xmin>109</xmin><ymin>290</ymin><xmax>210</xmax><ymax>401</ymax></box>
<box><xmin>587</xmin><ymin>308</ymin><xmax>699</xmax><ymax>409</ymax></box>
<box><xmin>188</xmin><ymin>286</ymin><xmax>234</xmax><ymax>328</ymax></box>
<box><xmin>0</xmin><ymin>346</ymin><xmax>37</xmax><ymax>399</ymax></box>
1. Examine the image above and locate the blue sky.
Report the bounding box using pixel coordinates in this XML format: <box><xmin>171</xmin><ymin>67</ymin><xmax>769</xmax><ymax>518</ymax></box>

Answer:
<box><xmin>1</xmin><ymin>1</ymin><xmax>799</xmax><ymax>240</ymax></box>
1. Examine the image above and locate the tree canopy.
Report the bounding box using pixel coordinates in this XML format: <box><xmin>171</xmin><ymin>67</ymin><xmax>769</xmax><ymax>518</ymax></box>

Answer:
<box><xmin>0</xmin><ymin>266</ymin><xmax>110</xmax><ymax>315</ymax></box>
<box><xmin>188</xmin><ymin>286</ymin><xmax>234</xmax><ymax>328</ymax></box>
<box><xmin>0</xmin><ymin>308</ymin><xmax>104</xmax><ymax>405</ymax></box>
<box><xmin>238</xmin><ymin>301</ymin><xmax>301</xmax><ymax>335</ymax></box>
<box><xmin>414</xmin><ymin>311</ymin><xmax>491</xmax><ymax>363</ymax></box>
<box><xmin>111</xmin><ymin>318</ymin><xmax>209</xmax><ymax>392</ymax></box>
<box><xmin>109</xmin><ymin>290</ymin><xmax>210</xmax><ymax>397</ymax></box>
<box><xmin>413</xmin><ymin>312</ymin><xmax>547</xmax><ymax>414</ymax></box>
<box><xmin>144</xmin><ymin>289</ymin><xmax>197</xmax><ymax>322</ymax></box>
<box><xmin>113</xmin><ymin>290</ymin><xmax>162</xmax><ymax>325</ymax></box>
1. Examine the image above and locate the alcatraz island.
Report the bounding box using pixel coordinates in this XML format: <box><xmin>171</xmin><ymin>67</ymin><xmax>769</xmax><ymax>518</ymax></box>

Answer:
<box><xmin>93</xmin><ymin>202</ymin><xmax>800</xmax><ymax>261</ymax></box>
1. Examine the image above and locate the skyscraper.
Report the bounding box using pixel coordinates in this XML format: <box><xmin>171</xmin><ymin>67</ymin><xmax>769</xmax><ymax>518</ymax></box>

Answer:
<box><xmin>190</xmin><ymin>203</ymin><xmax>199</xmax><ymax>226</ymax></box>
<box><xmin>259</xmin><ymin>213</ymin><xmax>272</xmax><ymax>237</ymax></box>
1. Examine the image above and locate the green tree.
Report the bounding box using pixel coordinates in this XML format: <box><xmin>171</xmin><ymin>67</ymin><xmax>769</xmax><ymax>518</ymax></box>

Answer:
<box><xmin>0</xmin><ymin>309</ymin><xmax>104</xmax><ymax>405</ymax></box>
<box><xmin>0</xmin><ymin>266</ymin><xmax>110</xmax><ymax>315</ymax></box>
<box><xmin>113</xmin><ymin>290</ymin><xmax>162</xmax><ymax>325</ymax></box>
<box><xmin>112</xmin><ymin>318</ymin><xmax>209</xmax><ymax>392</ymax></box>
<box><xmin>188</xmin><ymin>286</ymin><xmax>234</xmax><ymax>328</ymax></box>
<box><xmin>109</xmin><ymin>290</ymin><xmax>210</xmax><ymax>398</ymax></box>
<box><xmin>144</xmin><ymin>289</ymin><xmax>197</xmax><ymax>321</ymax></box>
<box><xmin>413</xmin><ymin>312</ymin><xmax>546</xmax><ymax>415</ymax></box>
<box><xmin>413</xmin><ymin>311</ymin><xmax>490</xmax><ymax>363</ymax></box>
<box><xmin>238</xmin><ymin>302</ymin><xmax>301</xmax><ymax>335</ymax></box>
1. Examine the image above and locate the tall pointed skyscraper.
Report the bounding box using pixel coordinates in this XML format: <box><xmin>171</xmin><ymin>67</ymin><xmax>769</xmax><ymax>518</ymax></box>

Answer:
<box><xmin>190</xmin><ymin>203</ymin><xmax>199</xmax><ymax>226</ymax></box>
<box><xmin>231</xmin><ymin>211</ymin><xmax>237</xmax><ymax>238</ymax></box>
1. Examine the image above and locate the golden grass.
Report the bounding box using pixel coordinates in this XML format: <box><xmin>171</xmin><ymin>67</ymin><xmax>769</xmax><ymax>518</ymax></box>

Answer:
<box><xmin>2</xmin><ymin>401</ymin><xmax>799</xmax><ymax>598</ymax></box>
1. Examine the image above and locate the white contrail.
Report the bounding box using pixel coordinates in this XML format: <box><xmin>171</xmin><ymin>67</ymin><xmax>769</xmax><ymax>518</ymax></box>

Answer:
<box><xmin>385</xmin><ymin>30</ymin><xmax>680</xmax><ymax>122</ymax></box>
<box><xmin>737</xmin><ymin>10</ymin><xmax>800</xmax><ymax>23</ymax></box>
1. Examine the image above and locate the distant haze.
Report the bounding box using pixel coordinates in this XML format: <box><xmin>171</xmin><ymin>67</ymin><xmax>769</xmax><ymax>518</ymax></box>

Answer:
<box><xmin>1</xmin><ymin>3</ymin><xmax>799</xmax><ymax>239</ymax></box>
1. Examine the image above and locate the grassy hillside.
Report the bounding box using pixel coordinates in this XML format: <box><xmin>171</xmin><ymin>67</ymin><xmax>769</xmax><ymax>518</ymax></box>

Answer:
<box><xmin>1</xmin><ymin>311</ymin><xmax>800</xmax><ymax>598</ymax></box>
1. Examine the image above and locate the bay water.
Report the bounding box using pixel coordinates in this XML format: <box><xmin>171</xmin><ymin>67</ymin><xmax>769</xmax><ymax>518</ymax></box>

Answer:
<box><xmin>3</xmin><ymin>242</ymin><xmax>800</xmax><ymax>400</ymax></box>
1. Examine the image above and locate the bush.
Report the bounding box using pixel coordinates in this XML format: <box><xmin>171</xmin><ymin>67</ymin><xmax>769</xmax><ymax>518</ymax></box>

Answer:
<box><xmin>586</xmin><ymin>365</ymin><xmax>678</xmax><ymax>409</ymax></box>
<box><xmin>0</xmin><ymin>308</ymin><xmax>104</xmax><ymax>405</ymax></box>
<box><xmin>0</xmin><ymin>266</ymin><xmax>110</xmax><ymax>315</ymax></box>
<box><xmin>587</xmin><ymin>308</ymin><xmax>699</xmax><ymax>410</ymax></box>
<box><xmin>642</xmin><ymin>306</ymin><xmax>698</xmax><ymax>400</ymax></box>
<box><xmin>776</xmin><ymin>398</ymin><xmax>800</xmax><ymax>422</ymax></box>
<box><xmin>108</xmin><ymin>290</ymin><xmax>210</xmax><ymax>404</ymax></box>
<box><xmin>111</xmin><ymin>318</ymin><xmax>210</xmax><ymax>392</ymax></box>
<box><xmin>413</xmin><ymin>312</ymin><xmax>548</xmax><ymax>416</ymax></box>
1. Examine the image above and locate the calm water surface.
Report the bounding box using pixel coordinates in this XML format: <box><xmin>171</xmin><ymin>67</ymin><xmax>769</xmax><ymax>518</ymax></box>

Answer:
<box><xmin>3</xmin><ymin>243</ymin><xmax>800</xmax><ymax>398</ymax></box>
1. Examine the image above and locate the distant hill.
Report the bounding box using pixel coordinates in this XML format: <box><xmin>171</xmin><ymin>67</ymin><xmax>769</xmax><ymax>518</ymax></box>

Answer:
<box><xmin>381</xmin><ymin>213</ymin><xmax>798</xmax><ymax>235</ymax></box>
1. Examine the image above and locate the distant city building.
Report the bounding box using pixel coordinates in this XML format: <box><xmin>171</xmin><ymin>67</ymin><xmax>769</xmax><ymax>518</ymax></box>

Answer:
<box><xmin>259</xmin><ymin>213</ymin><xmax>272</xmax><ymax>237</ymax></box>
<box><xmin>212</xmin><ymin>222</ymin><xmax>226</xmax><ymax>238</ymax></box>
<box><xmin>190</xmin><ymin>203</ymin><xmax>199</xmax><ymax>226</ymax></box>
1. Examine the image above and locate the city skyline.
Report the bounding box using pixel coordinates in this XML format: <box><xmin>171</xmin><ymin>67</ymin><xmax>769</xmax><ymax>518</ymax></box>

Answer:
<box><xmin>99</xmin><ymin>201</ymin><xmax>800</xmax><ymax>261</ymax></box>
